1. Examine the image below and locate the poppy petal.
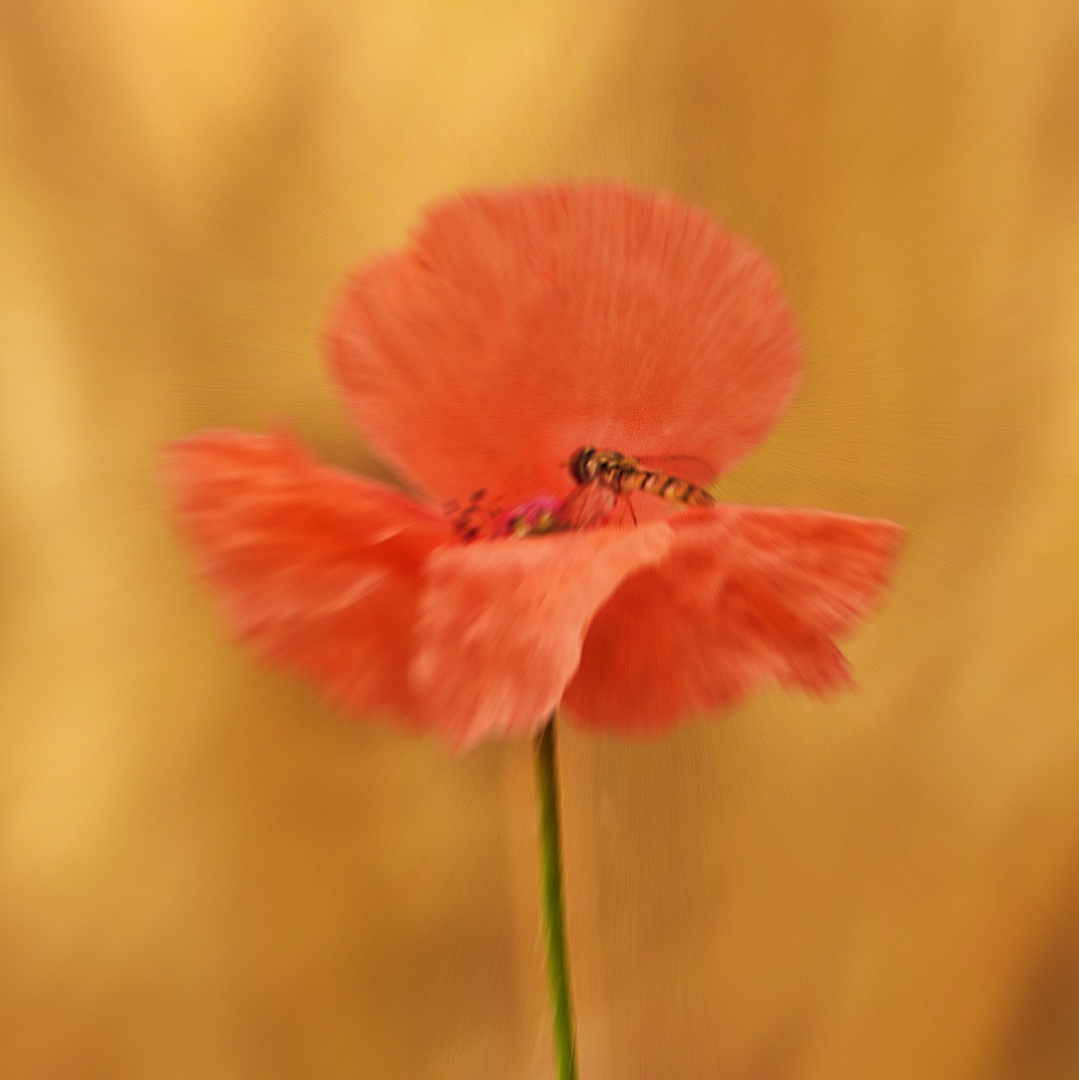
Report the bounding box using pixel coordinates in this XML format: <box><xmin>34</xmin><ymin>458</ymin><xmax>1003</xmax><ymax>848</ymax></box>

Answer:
<box><xmin>329</xmin><ymin>184</ymin><xmax>801</xmax><ymax>506</ymax></box>
<box><xmin>412</xmin><ymin>523</ymin><xmax>674</xmax><ymax>747</ymax></box>
<box><xmin>563</xmin><ymin>507</ymin><xmax>902</xmax><ymax>730</ymax></box>
<box><xmin>167</xmin><ymin>431</ymin><xmax>450</xmax><ymax>722</ymax></box>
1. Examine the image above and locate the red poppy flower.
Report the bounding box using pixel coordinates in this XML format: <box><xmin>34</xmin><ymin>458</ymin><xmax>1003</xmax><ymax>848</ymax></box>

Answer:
<box><xmin>169</xmin><ymin>185</ymin><xmax>901</xmax><ymax>748</ymax></box>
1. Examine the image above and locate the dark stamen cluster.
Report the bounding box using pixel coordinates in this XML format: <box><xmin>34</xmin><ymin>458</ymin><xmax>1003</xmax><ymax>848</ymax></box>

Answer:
<box><xmin>443</xmin><ymin>489</ymin><xmax>503</xmax><ymax>544</ymax></box>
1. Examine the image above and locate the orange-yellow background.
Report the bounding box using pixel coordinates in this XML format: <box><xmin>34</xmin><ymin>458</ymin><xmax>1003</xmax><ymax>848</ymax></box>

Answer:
<box><xmin>2</xmin><ymin>2</ymin><xmax>1078</xmax><ymax>1077</ymax></box>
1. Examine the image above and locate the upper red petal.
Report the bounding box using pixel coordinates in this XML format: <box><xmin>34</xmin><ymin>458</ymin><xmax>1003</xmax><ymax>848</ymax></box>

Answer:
<box><xmin>328</xmin><ymin>184</ymin><xmax>801</xmax><ymax>506</ymax></box>
<box><xmin>167</xmin><ymin>430</ymin><xmax>450</xmax><ymax>724</ymax></box>
<box><xmin>411</xmin><ymin>523</ymin><xmax>673</xmax><ymax>747</ymax></box>
<box><xmin>562</xmin><ymin>506</ymin><xmax>903</xmax><ymax>730</ymax></box>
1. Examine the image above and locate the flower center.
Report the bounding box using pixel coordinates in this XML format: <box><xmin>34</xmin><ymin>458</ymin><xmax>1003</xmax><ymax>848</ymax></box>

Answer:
<box><xmin>491</xmin><ymin>496</ymin><xmax>566</xmax><ymax>539</ymax></box>
<box><xmin>444</xmin><ymin>492</ymin><xmax>567</xmax><ymax>543</ymax></box>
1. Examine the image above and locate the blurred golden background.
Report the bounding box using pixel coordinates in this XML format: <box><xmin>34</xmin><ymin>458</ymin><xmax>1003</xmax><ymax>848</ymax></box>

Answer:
<box><xmin>2</xmin><ymin>1</ymin><xmax>1078</xmax><ymax>1077</ymax></box>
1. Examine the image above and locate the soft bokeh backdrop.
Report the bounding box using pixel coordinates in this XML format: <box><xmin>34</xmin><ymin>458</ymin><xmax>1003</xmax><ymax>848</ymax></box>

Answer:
<box><xmin>2</xmin><ymin>1</ymin><xmax>1078</xmax><ymax>1077</ymax></box>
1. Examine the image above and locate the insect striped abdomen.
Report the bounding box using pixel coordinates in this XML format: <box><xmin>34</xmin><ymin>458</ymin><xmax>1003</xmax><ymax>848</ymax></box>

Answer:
<box><xmin>620</xmin><ymin>467</ymin><xmax>714</xmax><ymax>506</ymax></box>
<box><xmin>681</xmin><ymin>484</ymin><xmax>715</xmax><ymax>506</ymax></box>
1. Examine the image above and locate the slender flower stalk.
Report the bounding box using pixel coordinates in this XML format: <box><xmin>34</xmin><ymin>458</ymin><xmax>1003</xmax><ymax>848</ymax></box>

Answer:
<box><xmin>533</xmin><ymin>716</ymin><xmax>578</xmax><ymax>1080</ymax></box>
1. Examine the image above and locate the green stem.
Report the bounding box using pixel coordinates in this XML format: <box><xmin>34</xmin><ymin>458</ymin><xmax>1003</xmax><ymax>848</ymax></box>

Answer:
<box><xmin>533</xmin><ymin>716</ymin><xmax>579</xmax><ymax>1080</ymax></box>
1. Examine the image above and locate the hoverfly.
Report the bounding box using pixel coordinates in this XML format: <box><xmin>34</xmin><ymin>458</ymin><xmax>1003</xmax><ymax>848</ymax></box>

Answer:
<box><xmin>554</xmin><ymin>446</ymin><xmax>717</xmax><ymax>531</ymax></box>
<box><xmin>445</xmin><ymin>448</ymin><xmax>716</xmax><ymax>540</ymax></box>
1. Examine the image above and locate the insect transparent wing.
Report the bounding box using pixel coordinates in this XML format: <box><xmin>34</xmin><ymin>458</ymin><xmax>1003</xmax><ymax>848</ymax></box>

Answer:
<box><xmin>635</xmin><ymin>455</ymin><xmax>717</xmax><ymax>488</ymax></box>
<box><xmin>555</xmin><ymin>482</ymin><xmax>618</xmax><ymax>529</ymax></box>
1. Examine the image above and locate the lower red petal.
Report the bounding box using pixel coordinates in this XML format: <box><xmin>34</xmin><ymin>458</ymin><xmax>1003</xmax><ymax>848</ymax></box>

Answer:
<box><xmin>167</xmin><ymin>431</ymin><xmax>450</xmax><ymax>724</ymax></box>
<box><xmin>412</xmin><ymin>523</ymin><xmax>673</xmax><ymax>747</ymax></box>
<box><xmin>563</xmin><ymin>506</ymin><xmax>902</xmax><ymax>730</ymax></box>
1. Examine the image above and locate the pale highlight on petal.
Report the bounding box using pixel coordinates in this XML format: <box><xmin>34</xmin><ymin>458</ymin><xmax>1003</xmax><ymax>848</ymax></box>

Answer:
<box><xmin>330</xmin><ymin>184</ymin><xmax>801</xmax><ymax>506</ymax></box>
<box><xmin>564</xmin><ymin>507</ymin><xmax>902</xmax><ymax>729</ymax></box>
<box><xmin>168</xmin><ymin>431</ymin><xmax>450</xmax><ymax>722</ymax></box>
<box><xmin>412</xmin><ymin>523</ymin><xmax>674</xmax><ymax>747</ymax></box>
